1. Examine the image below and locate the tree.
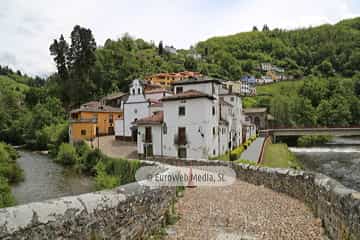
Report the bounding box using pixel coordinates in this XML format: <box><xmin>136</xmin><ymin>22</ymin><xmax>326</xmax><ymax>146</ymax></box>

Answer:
<box><xmin>317</xmin><ymin>99</ymin><xmax>332</xmax><ymax>126</ymax></box>
<box><xmin>204</xmin><ymin>47</ymin><xmax>209</xmax><ymax>56</ymax></box>
<box><xmin>50</xmin><ymin>34</ymin><xmax>70</xmax><ymax>103</ymax></box>
<box><xmin>292</xmin><ymin>97</ymin><xmax>316</xmax><ymax>126</ymax></box>
<box><xmin>50</xmin><ymin>25</ymin><xmax>97</xmax><ymax>106</ymax></box>
<box><xmin>252</xmin><ymin>26</ymin><xmax>258</xmax><ymax>31</ymax></box>
<box><xmin>50</xmin><ymin>35</ymin><xmax>69</xmax><ymax>80</ymax></box>
<box><xmin>262</xmin><ymin>24</ymin><xmax>270</xmax><ymax>32</ymax></box>
<box><xmin>317</xmin><ymin>60</ymin><xmax>334</xmax><ymax>77</ymax></box>
<box><xmin>184</xmin><ymin>56</ymin><xmax>198</xmax><ymax>71</ymax></box>
<box><xmin>354</xmin><ymin>72</ymin><xmax>360</xmax><ymax>96</ymax></box>
<box><xmin>299</xmin><ymin>77</ymin><xmax>328</xmax><ymax>106</ymax></box>
<box><xmin>158</xmin><ymin>41</ymin><xmax>164</xmax><ymax>55</ymax></box>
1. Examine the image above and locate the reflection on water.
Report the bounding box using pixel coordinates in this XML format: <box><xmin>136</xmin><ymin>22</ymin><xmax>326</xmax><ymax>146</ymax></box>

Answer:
<box><xmin>289</xmin><ymin>137</ymin><xmax>360</xmax><ymax>191</ymax></box>
<box><xmin>12</xmin><ymin>150</ymin><xmax>95</xmax><ymax>205</ymax></box>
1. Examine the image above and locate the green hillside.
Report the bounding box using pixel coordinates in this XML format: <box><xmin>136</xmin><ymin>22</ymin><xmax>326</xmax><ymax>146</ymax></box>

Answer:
<box><xmin>195</xmin><ymin>17</ymin><xmax>360</xmax><ymax>79</ymax></box>
<box><xmin>0</xmin><ymin>75</ymin><xmax>29</xmax><ymax>95</ymax></box>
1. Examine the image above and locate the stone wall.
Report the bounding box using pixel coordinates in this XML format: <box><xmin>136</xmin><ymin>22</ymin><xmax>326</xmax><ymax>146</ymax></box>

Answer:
<box><xmin>146</xmin><ymin>157</ymin><xmax>360</xmax><ymax>240</ymax></box>
<box><xmin>0</xmin><ymin>177</ymin><xmax>176</xmax><ymax>239</ymax></box>
<box><xmin>1</xmin><ymin>156</ymin><xmax>359</xmax><ymax>240</ymax></box>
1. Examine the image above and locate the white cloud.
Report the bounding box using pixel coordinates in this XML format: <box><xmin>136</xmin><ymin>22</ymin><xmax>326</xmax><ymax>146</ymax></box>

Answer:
<box><xmin>0</xmin><ymin>0</ymin><xmax>358</xmax><ymax>75</ymax></box>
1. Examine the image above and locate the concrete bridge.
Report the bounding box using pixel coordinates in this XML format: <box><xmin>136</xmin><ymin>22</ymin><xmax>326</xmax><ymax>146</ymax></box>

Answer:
<box><xmin>260</xmin><ymin>127</ymin><xmax>360</xmax><ymax>141</ymax></box>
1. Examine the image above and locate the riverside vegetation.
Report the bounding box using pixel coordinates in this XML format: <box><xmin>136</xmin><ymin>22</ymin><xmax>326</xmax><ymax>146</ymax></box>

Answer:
<box><xmin>0</xmin><ymin>142</ymin><xmax>23</xmax><ymax>207</ymax></box>
<box><xmin>55</xmin><ymin>142</ymin><xmax>141</xmax><ymax>190</ymax></box>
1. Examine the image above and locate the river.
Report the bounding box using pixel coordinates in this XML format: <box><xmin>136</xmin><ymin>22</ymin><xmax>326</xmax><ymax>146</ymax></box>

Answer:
<box><xmin>289</xmin><ymin>137</ymin><xmax>360</xmax><ymax>191</ymax></box>
<box><xmin>12</xmin><ymin>150</ymin><xmax>95</xmax><ymax>205</ymax></box>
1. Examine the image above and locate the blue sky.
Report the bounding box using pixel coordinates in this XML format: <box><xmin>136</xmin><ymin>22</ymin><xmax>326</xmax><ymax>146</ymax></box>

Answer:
<box><xmin>0</xmin><ymin>0</ymin><xmax>359</xmax><ymax>76</ymax></box>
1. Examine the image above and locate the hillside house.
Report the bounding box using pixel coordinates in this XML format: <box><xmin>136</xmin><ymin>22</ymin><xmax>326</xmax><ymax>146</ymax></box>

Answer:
<box><xmin>145</xmin><ymin>71</ymin><xmax>202</xmax><ymax>89</ymax></box>
<box><xmin>243</xmin><ymin>108</ymin><xmax>274</xmax><ymax>130</ymax></box>
<box><xmin>69</xmin><ymin>101</ymin><xmax>123</xmax><ymax>142</ymax></box>
<box><xmin>135</xmin><ymin>77</ymin><xmax>244</xmax><ymax>160</ymax></box>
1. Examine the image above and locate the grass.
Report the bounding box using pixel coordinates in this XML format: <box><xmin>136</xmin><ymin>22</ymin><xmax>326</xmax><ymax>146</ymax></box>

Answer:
<box><xmin>262</xmin><ymin>143</ymin><xmax>302</xmax><ymax>169</ymax></box>
<box><xmin>244</xmin><ymin>79</ymin><xmax>305</xmax><ymax>108</ymax></box>
<box><xmin>0</xmin><ymin>75</ymin><xmax>29</xmax><ymax>94</ymax></box>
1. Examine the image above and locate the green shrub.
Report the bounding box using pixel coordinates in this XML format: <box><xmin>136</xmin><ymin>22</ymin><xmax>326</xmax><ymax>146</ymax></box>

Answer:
<box><xmin>94</xmin><ymin>155</ymin><xmax>142</xmax><ymax>190</ymax></box>
<box><xmin>0</xmin><ymin>143</ymin><xmax>23</xmax><ymax>184</ymax></box>
<box><xmin>56</xmin><ymin>143</ymin><xmax>77</xmax><ymax>165</ymax></box>
<box><xmin>230</xmin><ymin>146</ymin><xmax>245</xmax><ymax>161</ymax></box>
<box><xmin>81</xmin><ymin>149</ymin><xmax>102</xmax><ymax>175</ymax></box>
<box><xmin>0</xmin><ymin>177</ymin><xmax>15</xmax><ymax>208</ymax></box>
<box><xmin>2</xmin><ymin>144</ymin><xmax>19</xmax><ymax>160</ymax></box>
<box><xmin>95</xmin><ymin>161</ymin><xmax>119</xmax><ymax>190</ymax></box>
<box><xmin>297</xmin><ymin>135</ymin><xmax>332</xmax><ymax>147</ymax></box>
<box><xmin>235</xmin><ymin>159</ymin><xmax>257</xmax><ymax>166</ymax></box>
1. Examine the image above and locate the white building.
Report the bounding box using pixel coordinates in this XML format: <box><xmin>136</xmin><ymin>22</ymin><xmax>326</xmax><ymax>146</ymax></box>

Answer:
<box><xmin>164</xmin><ymin>46</ymin><xmax>177</xmax><ymax>55</ymax></box>
<box><xmin>114</xmin><ymin>79</ymin><xmax>172</xmax><ymax>141</ymax></box>
<box><xmin>136</xmin><ymin>78</ymin><xmax>244</xmax><ymax>160</ymax></box>
<box><xmin>240</xmin><ymin>81</ymin><xmax>256</xmax><ymax>96</ymax></box>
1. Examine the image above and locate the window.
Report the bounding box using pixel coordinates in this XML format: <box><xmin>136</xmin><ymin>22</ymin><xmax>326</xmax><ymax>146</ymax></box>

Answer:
<box><xmin>132</xmin><ymin>89</ymin><xmax>135</xmax><ymax>95</ymax></box>
<box><xmin>178</xmin><ymin>147</ymin><xmax>187</xmax><ymax>158</ymax></box>
<box><xmin>212</xmin><ymin>106</ymin><xmax>216</xmax><ymax>116</ymax></box>
<box><xmin>145</xmin><ymin>127</ymin><xmax>152</xmax><ymax>143</ymax></box>
<box><xmin>213</xmin><ymin>127</ymin><xmax>216</xmax><ymax>136</ymax></box>
<box><xmin>109</xmin><ymin>114</ymin><xmax>113</xmax><ymax>123</ymax></box>
<box><xmin>213</xmin><ymin>149</ymin><xmax>216</xmax><ymax>155</ymax></box>
<box><xmin>138</xmin><ymin>88</ymin><xmax>141</xmax><ymax>94</ymax></box>
<box><xmin>176</xmin><ymin>86</ymin><xmax>183</xmax><ymax>94</ymax></box>
<box><xmin>179</xmin><ymin>106</ymin><xmax>186</xmax><ymax>116</ymax></box>
<box><xmin>163</xmin><ymin>123</ymin><xmax>167</xmax><ymax>135</ymax></box>
<box><xmin>81</xmin><ymin>129</ymin><xmax>86</xmax><ymax>136</ymax></box>
<box><xmin>178</xmin><ymin>127</ymin><xmax>186</xmax><ymax>145</ymax></box>
<box><xmin>230</xmin><ymin>97</ymin><xmax>234</xmax><ymax>102</ymax></box>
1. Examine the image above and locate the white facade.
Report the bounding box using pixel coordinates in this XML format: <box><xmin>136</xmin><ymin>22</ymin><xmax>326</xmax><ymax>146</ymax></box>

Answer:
<box><xmin>240</xmin><ymin>82</ymin><xmax>256</xmax><ymax>95</ymax></box>
<box><xmin>220</xmin><ymin>94</ymin><xmax>243</xmax><ymax>148</ymax></box>
<box><xmin>136</xmin><ymin>78</ymin><xmax>246</xmax><ymax>160</ymax></box>
<box><xmin>137</xmin><ymin>124</ymin><xmax>163</xmax><ymax>157</ymax></box>
<box><xmin>115</xmin><ymin>79</ymin><xmax>150</xmax><ymax>139</ymax></box>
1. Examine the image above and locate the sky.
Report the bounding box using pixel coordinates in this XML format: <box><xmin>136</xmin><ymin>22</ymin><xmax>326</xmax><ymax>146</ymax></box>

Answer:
<box><xmin>0</xmin><ymin>0</ymin><xmax>359</xmax><ymax>76</ymax></box>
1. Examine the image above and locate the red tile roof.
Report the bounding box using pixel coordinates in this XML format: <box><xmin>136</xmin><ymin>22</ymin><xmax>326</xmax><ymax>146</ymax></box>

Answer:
<box><xmin>150</xmin><ymin>102</ymin><xmax>163</xmax><ymax>107</ymax></box>
<box><xmin>161</xmin><ymin>90</ymin><xmax>215</xmax><ymax>101</ymax></box>
<box><xmin>136</xmin><ymin>111</ymin><xmax>164</xmax><ymax>125</ymax></box>
<box><xmin>145</xmin><ymin>89</ymin><xmax>172</xmax><ymax>94</ymax></box>
<box><xmin>71</xmin><ymin>101</ymin><xmax>122</xmax><ymax>113</ymax></box>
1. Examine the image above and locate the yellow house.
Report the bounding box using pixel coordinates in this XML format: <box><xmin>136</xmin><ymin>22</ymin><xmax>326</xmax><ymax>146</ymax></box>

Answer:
<box><xmin>69</xmin><ymin>101</ymin><xmax>123</xmax><ymax>142</ymax></box>
<box><xmin>223</xmin><ymin>81</ymin><xmax>241</xmax><ymax>94</ymax></box>
<box><xmin>145</xmin><ymin>71</ymin><xmax>202</xmax><ymax>88</ymax></box>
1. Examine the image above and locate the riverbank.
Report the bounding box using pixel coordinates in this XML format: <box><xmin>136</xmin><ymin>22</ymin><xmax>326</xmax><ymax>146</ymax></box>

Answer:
<box><xmin>262</xmin><ymin>143</ymin><xmax>302</xmax><ymax>169</ymax></box>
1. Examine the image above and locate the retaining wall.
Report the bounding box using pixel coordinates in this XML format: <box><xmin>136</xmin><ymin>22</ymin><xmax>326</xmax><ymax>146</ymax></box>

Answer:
<box><xmin>147</xmin><ymin>157</ymin><xmax>360</xmax><ymax>240</ymax></box>
<box><xmin>0</xmin><ymin>180</ymin><xmax>175</xmax><ymax>239</ymax></box>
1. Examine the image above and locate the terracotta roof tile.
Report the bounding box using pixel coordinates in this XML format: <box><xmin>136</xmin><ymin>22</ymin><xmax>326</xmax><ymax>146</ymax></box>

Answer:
<box><xmin>71</xmin><ymin>102</ymin><xmax>122</xmax><ymax>113</ymax></box>
<box><xmin>161</xmin><ymin>90</ymin><xmax>215</xmax><ymax>101</ymax></box>
<box><xmin>145</xmin><ymin>89</ymin><xmax>172</xmax><ymax>94</ymax></box>
<box><xmin>136</xmin><ymin>111</ymin><xmax>164</xmax><ymax>125</ymax></box>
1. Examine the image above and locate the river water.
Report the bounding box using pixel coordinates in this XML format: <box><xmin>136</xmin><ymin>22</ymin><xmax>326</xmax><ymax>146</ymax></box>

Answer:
<box><xmin>12</xmin><ymin>150</ymin><xmax>95</xmax><ymax>205</ymax></box>
<box><xmin>289</xmin><ymin>137</ymin><xmax>360</xmax><ymax>191</ymax></box>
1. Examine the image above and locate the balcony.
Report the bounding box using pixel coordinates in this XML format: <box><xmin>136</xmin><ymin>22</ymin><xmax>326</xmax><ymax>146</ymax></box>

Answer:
<box><xmin>69</xmin><ymin>117</ymin><xmax>97</xmax><ymax>123</ymax></box>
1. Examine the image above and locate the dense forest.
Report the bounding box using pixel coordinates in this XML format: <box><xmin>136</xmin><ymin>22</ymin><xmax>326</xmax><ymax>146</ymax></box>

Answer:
<box><xmin>196</xmin><ymin>17</ymin><xmax>360</xmax><ymax>79</ymax></box>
